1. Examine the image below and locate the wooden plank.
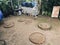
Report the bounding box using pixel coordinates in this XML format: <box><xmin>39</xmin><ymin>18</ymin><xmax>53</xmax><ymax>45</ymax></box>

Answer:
<box><xmin>51</xmin><ymin>6</ymin><xmax>60</xmax><ymax>18</ymax></box>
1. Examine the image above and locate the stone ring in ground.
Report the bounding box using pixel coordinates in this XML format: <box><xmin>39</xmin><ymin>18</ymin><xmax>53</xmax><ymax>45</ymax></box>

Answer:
<box><xmin>29</xmin><ymin>32</ymin><xmax>45</xmax><ymax>44</ymax></box>
<box><xmin>3</xmin><ymin>22</ymin><xmax>14</xmax><ymax>28</ymax></box>
<box><xmin>25</xmin><ymin>19</ymin><xmax>32</xmax><ymax>24</ymax></box>
<box><xmin>38</xmin><ymin>23</ymin><xmax>51</xmax><ymax>30</ymax></box>
<box><xmin>18</xmin><ymin>18</ymin><xmax>25</xmax><ymax>22</ymax></box>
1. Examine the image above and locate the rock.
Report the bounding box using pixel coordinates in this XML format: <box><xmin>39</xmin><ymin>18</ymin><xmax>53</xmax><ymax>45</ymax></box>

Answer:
<box><xmin>38</xmin><ymin>23</ymin><xmax>51</xmax><ymax>30</ymax></box>
<box><xmin>34</xmin><ymin>16</ymin><xmax>37</xmax><ymax>20</ymax></box>
<box><xmin>0</xmin><ymin>40</ymin><xmax>6</xmax><ymax>45</ymax></box>
<box><xmin>29</xmin><ymin>32</ymin><xmax>45</xmax><ymax>44</ymax></box>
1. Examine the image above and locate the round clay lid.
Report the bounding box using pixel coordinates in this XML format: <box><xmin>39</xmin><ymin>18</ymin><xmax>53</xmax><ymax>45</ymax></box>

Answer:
<box><xmin>38</xmin><ymin>23</ymin><xmax>51</xmax><ymax>30</ymax></box>
<box><xmin>29</xmin><ymin>32</ymin><xmax>45</xmax><ymax>44</ymax></box>
<box><xmin>25</xmin><ymin>19</ymin><xmax>32</xmax><ymax>24</ymax></box>
<box><xmin>3</xmin><ymin>22</ymin><xmax>14</xmax><ymax>28</ymax></box>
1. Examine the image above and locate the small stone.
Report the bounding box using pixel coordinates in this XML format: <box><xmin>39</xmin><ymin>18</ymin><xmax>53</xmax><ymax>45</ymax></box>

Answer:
<box><xmin>0</xmin><ymin>40</ymin><xmax>6</xmax><ymax>45</ymax></box>
<box><xmin>34</xmin><ymin>16</ymin><xmax>37</xmax><ymax>20</ymax></box>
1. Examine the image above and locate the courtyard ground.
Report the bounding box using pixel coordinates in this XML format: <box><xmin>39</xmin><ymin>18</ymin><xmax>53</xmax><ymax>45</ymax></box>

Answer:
<box><xmin>0</xmin><ymin>15</ymin><xmax>60</xmax><ymax>45</ymax></box>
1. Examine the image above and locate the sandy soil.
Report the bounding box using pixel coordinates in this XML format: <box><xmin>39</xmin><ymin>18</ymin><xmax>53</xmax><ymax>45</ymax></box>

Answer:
<box><xmin>0</xmin><ymin>15</ymin><xmax>60</xmax><ymax>45</ymax></box>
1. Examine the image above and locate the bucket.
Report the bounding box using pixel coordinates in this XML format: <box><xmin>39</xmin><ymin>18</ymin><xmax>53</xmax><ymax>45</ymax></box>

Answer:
<box><xmin>0</xmin><ymin>10</ymin><xmax>3</xmax><ymax>21</ymax></box>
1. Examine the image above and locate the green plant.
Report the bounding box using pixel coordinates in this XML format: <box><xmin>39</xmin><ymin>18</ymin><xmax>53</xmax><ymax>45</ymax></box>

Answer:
<box><xmin>0</xmin><ymin>0</ymin><xmax>14</xmax><ymax>17</ymax></box>
<box><xmin>42</xmin><ymin>0</ymin><xmax>60</xmax><ymax>16</ymax></box>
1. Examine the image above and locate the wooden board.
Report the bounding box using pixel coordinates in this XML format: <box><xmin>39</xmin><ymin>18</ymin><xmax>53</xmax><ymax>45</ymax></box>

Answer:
<box><xmin>51</xmin><ymin>6</ymin><xmax>60</xmax><ymax>18</ymax></box>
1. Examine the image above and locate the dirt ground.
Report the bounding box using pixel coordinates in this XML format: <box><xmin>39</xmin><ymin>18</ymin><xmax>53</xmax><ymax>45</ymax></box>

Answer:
<box><xmin>0</xmin><ymin>15</ymin><xmax>60</xmax><ymax>45</ymax></box>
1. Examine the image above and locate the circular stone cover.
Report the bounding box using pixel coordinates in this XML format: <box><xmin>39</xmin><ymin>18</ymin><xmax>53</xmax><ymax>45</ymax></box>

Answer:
<box><xmin>3</xmin><ymin>22</ymin><xmax>14</xmax><ymax>28</ymax></box>
<box><xmin>29</xmin><ymin>32</ymin><xmax>45</xmax><ymax>44</ymax></box>
<box><xmin>38</xmin><ymin>23</ymin><xmax>51</xmax><ymax>30</ymax></box>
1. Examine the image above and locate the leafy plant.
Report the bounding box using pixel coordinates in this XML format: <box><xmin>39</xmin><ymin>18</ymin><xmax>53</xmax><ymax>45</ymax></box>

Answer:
<box><xmin>42</xmin><ymin>0</ymin><xmax>60</xmax><ymax>16</ymax></box>
<box><xmin>0</xmin><ymin>0</ymin><xmax>14</xmax><ymax>17</ymax></box>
